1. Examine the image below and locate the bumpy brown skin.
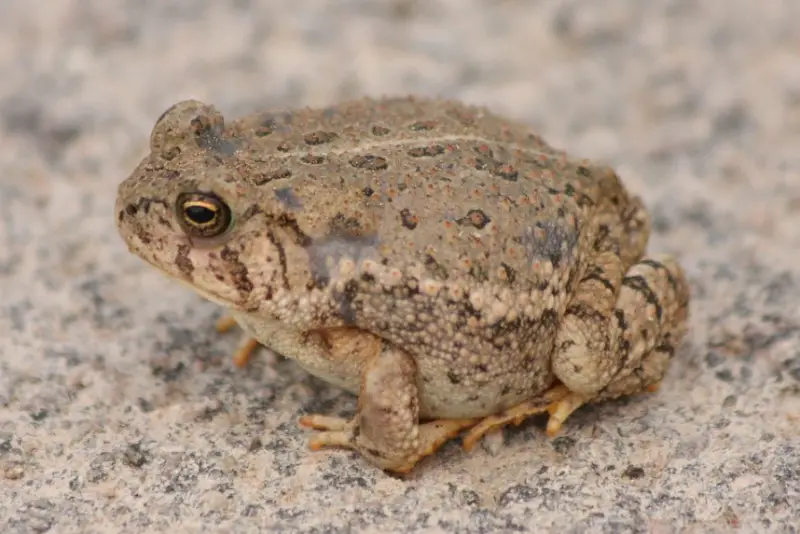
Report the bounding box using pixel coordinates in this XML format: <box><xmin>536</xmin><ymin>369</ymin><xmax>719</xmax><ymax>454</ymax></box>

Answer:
<box><xmin>115</xmin><ymin>96</ymin><xmax>690</xmax><ymax>473</ymax></box>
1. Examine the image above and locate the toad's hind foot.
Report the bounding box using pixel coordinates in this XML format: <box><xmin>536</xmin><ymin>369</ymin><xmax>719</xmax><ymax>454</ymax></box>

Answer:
<box><xmin>462</xmin><ymin>378</ymin><xmax>666</xmax><ymax>451</ymax></box>
<box><xmin>544</xmin><ymin>390</ymin><xmax>590</xmax><ymax>437</ymax></box>
<box><xmin>215</xmin><ymin>315</ymin><xmax>261</xmax><ymax>368</ymax></box>
<box><xmin>461</xmin><ymin>385</ymin><xmax>570</xmax><ymax>452</ymax></box>
<box><xmin>545</xmin><ymin>378</ymin><xmax>664</xmax><ymax>436</ymax></box>
<box><xmin>299</xmin><ymin>414</ymin><xmax>478</xmax><ymax>474</ymax></box>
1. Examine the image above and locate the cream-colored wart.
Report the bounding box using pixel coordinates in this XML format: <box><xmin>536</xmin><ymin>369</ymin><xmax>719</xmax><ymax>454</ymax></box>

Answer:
<box><xmin>115</xmin><ymin>96</ymin><xmax>691</xmax><ymax>474</ymax></box>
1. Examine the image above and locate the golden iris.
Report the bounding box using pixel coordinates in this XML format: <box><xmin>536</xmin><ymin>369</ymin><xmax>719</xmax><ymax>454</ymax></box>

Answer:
<box><xmin>176</xmin><ymin>192</ymin><xmax>232</xmax><ymax>238</ymax></box>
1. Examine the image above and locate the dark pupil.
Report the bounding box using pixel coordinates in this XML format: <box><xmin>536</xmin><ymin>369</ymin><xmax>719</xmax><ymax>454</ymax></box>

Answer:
<box><xmin>185</xmin><ymin>205</ymin><xmax>216</xmax><ymax>224</ymax></box>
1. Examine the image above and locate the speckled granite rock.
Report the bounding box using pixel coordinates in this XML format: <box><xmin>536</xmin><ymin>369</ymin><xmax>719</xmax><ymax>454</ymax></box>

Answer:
<box><xmin>1</xmin><ymin>1</ymin><xmax>798</xmax><ymax>532</ymax></box>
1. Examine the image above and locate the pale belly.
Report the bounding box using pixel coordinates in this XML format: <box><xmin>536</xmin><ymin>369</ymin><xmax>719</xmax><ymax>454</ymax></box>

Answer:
<box><xmin>231</xmin><ymin>311</ymin><xmax>557</xmax><ymax>421</ymax></box>
<box><xmin>414</xmin><ymin>359</ymin><xmax>557</xmax><ymax>420</ymax></box>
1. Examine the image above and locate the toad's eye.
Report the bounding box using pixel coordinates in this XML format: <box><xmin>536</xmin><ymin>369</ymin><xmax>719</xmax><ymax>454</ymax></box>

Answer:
<box><xmin>176</xmin><ymin>192</ymin><xmax>232</xmax><ymax>238</ymax></box>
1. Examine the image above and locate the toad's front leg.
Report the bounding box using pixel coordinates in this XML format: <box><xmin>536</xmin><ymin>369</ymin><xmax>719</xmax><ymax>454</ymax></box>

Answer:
<box><xmin>299</xmin><ymin>342</ymin><xmax>479</xmax><ymax>474</ymax></box>
<box><xmin>215</xmin><ymin>315</ymin><xmax>261</xmax><ymax>368</ymax></box>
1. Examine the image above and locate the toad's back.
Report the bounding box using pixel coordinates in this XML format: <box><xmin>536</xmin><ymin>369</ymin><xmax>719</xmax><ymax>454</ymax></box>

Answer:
<box><xmin>228</xmin><ymin>96</ymin><xmax>617</xmax><ymax>298</ymax></box>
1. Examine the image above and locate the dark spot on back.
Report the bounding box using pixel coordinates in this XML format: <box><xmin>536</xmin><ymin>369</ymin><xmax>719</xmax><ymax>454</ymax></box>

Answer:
<box><xmin>457</xmin><ymin>209</ymin><xmax>492</xmax><ymax>230</ymax></box>
<box><xmin>350</xmin><ymin>154</ymin><xmax>388</xmax><ymax>170</ymax></box>
<box><xmin>474</xmin><ymin>156</ymin><xmax>518</xmax><ymax>181</ymax></box>
<box><xmin>303</xmin><ymin>131</ymin><xmax>338</xmax><ymax>145</ymax></box>
<box><xmin>399</xmin><ymin>208</ymin><xmax>418</xmax><ymax>230</ymax></box>
<box><xmin>408</xmin><ymin>144</ymin><xmax>445</xmax><ymax>157</ymax></box>
<box><xmin>300</xmin><ymin>154</ymin><xmax>325</xmax><ymax>165</ymax></box>
<box><xmin>409</xmin><ymin>120</ymin><xmax>437</xmax><ymax>131</ymax></box>
<box><xmin>490</xmin><ymin>164</ymin><xmax>518</xmax><ymax>181</ymax></box>
<box><xmin>372</xmin><ymin>125</ymin><xmax>390</xmax><ymax>136</ymax></box>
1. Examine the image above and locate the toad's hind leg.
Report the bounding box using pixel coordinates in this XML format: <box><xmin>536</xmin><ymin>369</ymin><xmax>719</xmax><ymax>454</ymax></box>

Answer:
<box><xmin>299</xmin><ymin>343</ymin><xmax>479</xmax><ymax>473</ymax></box>
<box><xmin>463</xmin><ymin>255</ymin><xmax>689</xmax><ymax>450</ymax></box>
<box><xmin>547</xmin><ymin>255</ymin><xmax>690</xmax><ymax>435</ymax></box>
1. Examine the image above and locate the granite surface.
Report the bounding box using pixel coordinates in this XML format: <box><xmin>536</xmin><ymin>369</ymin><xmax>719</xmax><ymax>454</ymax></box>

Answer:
<box><xmin>1</xmin><ymin>1</ymin><xmax>799</xmax><ymax>532</ymax></box>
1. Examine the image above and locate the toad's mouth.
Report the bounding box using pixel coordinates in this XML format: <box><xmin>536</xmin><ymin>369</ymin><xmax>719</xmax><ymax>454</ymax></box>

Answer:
<box><xmin>137</xmin><ymin>254</ymin><xmax>244</xmax><ymax>311</ymax></box>
<box><xmin>170</xmin><ymin>275</ymin><xmax>242</xmax><ymax>310</ymax></box>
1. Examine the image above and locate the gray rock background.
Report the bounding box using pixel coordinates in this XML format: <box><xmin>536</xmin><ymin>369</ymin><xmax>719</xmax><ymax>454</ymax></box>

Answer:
<box><xmin>1</xmin><ymin>0</ymin><xmax>799</xmax><ymax>532</ymax></box>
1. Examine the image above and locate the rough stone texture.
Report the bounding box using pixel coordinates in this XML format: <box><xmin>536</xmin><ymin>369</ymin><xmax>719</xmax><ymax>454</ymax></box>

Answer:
<box><xmin>0</xmin><ymin>0</ymin><xmax>798</xmax><ymax>532</ymax></box>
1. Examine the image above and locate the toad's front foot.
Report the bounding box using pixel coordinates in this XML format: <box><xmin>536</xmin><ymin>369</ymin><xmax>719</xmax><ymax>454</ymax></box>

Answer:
<box><xmin>298</xmin><ymin>414</ymin><xmax>478</xmax><ymax>474</ymax></box>
<box><xmin>215</xmin><ymin>315</ymin><xmax>260</xmax><ymax>368</ymax></box>
<box><xmin>298</xmin><ymin>342</ymin><xmax>480</xmax><ymax>473</ymax></box>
